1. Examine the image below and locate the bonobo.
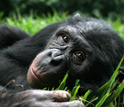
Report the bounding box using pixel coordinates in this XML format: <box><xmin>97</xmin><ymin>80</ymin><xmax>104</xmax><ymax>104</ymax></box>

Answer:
<box><xmin>0</xmin><ymin>14</ymin><xmax>124</xmax><ymax>107</ymax></box>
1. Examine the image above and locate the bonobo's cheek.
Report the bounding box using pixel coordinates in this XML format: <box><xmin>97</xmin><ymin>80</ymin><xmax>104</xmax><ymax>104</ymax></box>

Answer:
<box><xmin>27</xmin><ymin>49</ymin><xmax>67</xmax><ymax>89</ymax></box>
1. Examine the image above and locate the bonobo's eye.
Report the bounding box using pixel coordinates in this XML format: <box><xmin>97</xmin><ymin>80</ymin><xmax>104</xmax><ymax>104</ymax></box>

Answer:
<box><xmin>74</xmin><ymin>51</ymin><xmax>86</xmax><ymax>63</ymax></box>
<box><xmin>57</xmin><ymin>33</ymin><xmax>70</xmax><ymax>45</ymax></box>
<box><xmin>62</xmin><ymin>35</ymin><xmax>69</xmax><ymax>43</ymax></box>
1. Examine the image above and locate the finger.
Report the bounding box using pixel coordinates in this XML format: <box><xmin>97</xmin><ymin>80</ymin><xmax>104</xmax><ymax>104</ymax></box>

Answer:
<box><xmin>30</xmin><ymin>90</ymin><xmax>71</xmax><ymax>102</ymax></box>
<box><xmin>52</xmin><ymin>90</ymin><xmax>71</xmax><ymax>102</ymax></box>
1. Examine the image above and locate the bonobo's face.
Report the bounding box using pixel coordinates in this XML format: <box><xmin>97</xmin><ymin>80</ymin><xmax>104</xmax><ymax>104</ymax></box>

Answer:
<box><xmin>27</xmin><ymin>17</ymin><xmax>123</xmax><ymax>91</ymax></box>
<box><xmin>27</xmin><ymin>23</ymin><xmax>93</xmax><ymax>89</ymax></box>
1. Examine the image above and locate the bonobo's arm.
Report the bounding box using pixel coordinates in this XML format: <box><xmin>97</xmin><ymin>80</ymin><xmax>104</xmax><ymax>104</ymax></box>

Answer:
<box><xmin>0</xmin><ymin>24</ymin><xmax>30</xmax><ymax>49</ymax></box>
<box><xmin>0</xmin><ymin>90</ymin><xmax>84</xmax><ymax>107</ymax></box>
<box><xmin>0</xmin><ymin>54</ymin><xmax>30</xmax><ymax>91</ymax></box>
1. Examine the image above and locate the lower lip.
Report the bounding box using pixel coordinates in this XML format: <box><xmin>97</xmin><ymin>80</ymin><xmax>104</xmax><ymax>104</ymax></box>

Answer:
<box><xmin>30</xmin><ymin>67</ymin><xmax>52</xmax><ymax>87</ymax></box>
<box><xmin>31</xmin><ymin>68</ymin><xmax>41</xmax><ymax>82</ymax></box>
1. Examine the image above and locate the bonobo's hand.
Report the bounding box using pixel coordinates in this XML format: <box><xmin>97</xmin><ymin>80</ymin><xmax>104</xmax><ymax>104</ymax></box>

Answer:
<box><xmin>0</xmin><ymin>90</ymin><xmax>84</xmax><ymax>107</ymax></box>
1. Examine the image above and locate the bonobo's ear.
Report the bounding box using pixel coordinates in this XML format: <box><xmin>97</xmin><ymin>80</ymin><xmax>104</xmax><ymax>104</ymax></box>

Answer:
<box><xmin>73</xmin><ymin>13</ymin><xmax>81</xmax><ymax>18</ymax></box>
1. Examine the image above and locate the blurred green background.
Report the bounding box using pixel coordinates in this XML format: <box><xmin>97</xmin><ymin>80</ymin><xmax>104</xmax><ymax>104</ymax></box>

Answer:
<box><xmin>0</xmin><ymin>0</ymin><xmax>124</xmax><ymax>20</ymax></box>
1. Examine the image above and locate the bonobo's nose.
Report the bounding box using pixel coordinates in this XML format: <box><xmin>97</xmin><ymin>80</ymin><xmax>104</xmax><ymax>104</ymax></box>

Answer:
<box><xmin>50</xmin><ymin>49</ymin><xmax>65</xmax><ymax>65</ymax></box>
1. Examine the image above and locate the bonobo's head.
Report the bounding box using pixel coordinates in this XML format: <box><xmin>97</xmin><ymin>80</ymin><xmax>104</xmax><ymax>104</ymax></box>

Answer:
<box><xmin>27</xmin><ymin>14</ymin><xmax>124</xmax><ymax>92</ymax></box>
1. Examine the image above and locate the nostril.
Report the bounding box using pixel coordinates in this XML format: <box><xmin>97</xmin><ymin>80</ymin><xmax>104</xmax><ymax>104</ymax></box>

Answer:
<box><xmin>48</xmin><ymin>51</ymin><xmax>52</xmax><ymax>57</ymax></box>
<box><xmin>51</xmin><ymin>49</ymin><xmax>61</xmax><ymax>57</ymax></box>
<box><xmin>48</xmin><ymin>49</ymin><xmax>64</xmax><ymax>65</ymax></box>
<box><xmin>51</xmin><ymin>55</ymin><xmax>64</xmax><ymax>66</ymax></box>
<box><xmin>52</xmin><ymin>55</ymin><xmax>63</xmax><ymax>61</ymax></box>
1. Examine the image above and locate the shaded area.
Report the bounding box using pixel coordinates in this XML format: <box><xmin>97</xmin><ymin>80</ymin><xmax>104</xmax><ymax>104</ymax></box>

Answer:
<box><xmin>0</xmin><ymin>0</ymin><xmax>124</xmax><ymax>19</ymax></box>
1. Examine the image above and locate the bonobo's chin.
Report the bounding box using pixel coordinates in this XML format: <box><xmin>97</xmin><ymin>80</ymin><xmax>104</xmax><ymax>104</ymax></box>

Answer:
<box><xmin>27</xmin><ymin>64</ymin><xmax>60</xmax><ymax>89</ymax></box>
<box><xmin>27</xmin><ymin>66</ymin><xmax>46</xmax><ymax>89</ymax></box>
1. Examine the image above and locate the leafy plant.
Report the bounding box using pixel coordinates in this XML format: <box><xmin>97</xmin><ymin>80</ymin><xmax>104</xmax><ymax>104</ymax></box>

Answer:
<box><xmin>55</xmin><ymin>57</ymin><xmax>124</xmax><ymax>107</ymax></box>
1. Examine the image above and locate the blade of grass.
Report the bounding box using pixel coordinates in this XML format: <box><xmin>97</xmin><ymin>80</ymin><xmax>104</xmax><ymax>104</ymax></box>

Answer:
<box><xmin>83</xmin><ymin>90</ymin><xmax>92</xmax><ymax>102</ymax></box>
<box><xmin>74</xmin><ymin>79</ymin><xmax>80</xmax><ymax>86</ymax></box>
<box><xmin>85</xmin><ymin>96</ymin><xmax>98</xmax><ymax>107</ymax></box>
<box><xmin>95</xmin><ymin>90</ymin><xmax>111</xmax><ymax>107</ymax></box>
<box><xmin>57</xmin><ymin>73</ymin><xmax>68</xmax><ymax>90</ymax></box>
<box><xmin>104</xmin><ymin>80</ymin><xmax>124</xmax><ymax>105</ymax></box>
<box><xmin>70</xmin><ymin>85</ymin><xmax>80</xmax><ymax>101</ymax></box>
<box><xmin>96</xmin><ymin>56</ymin><xmax>124</xmax><ymax>97</ymax></box>
<box><xmin>71</xmin><ymin>79</ymin><xmax>80</xmax><ymax>96</ymax></box>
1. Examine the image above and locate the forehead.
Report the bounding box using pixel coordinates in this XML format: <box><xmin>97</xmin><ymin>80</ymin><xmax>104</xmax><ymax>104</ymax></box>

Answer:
<box><xmin>65</xmin><ymin>17</ymin><xmax>112</xmax><ymax>34</ymax></box>
<box><xmin>57</xmin><ymin>25</ymin><xmax>83</xmax><ymax>39</ymax></box>
<box><xmin>63</xmin><ymin>25</ymin><xmax>79</xmax><ymax>34</ymax></box>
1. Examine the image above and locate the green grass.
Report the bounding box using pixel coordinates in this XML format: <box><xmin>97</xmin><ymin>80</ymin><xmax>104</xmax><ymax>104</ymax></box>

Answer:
<box><xmin>107</xmin><ymin>18</ymin><xmax>124</xmax><ymax>39</ymax></box>
<box><xmin>0</xmin><ymin>11</ymin><xmax>67</xmax><ymax>35</ymax></box>
<box><xmin>0</xmin><ymin>12</ymin><xmax>124</xmax><ymax>106</ymax></box>
<box><xmin>0</xmin><ymin>11</ymin><xmax>124</xmax><ymax>38</ymax></box>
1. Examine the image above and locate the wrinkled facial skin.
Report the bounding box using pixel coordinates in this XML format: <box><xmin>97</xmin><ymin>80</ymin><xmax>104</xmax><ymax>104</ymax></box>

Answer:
<box><xmin>27</xmin><ymin>49</ymin><xmax>67</xmax><ymax>88</ymax></box>
<box><xmin>27</xmin><ymin>25</ymin><xmax>91</xmax><ymax>89</ymax></box>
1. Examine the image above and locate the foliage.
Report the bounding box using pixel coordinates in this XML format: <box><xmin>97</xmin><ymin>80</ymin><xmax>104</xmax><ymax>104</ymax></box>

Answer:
<box><xmin>0</xmin><ymin>10</ymin><xmax>66</xmax><ymax>35</ymax></box>
<box><xmin>107</xmin><ymin>18</ymin><xmax>124</xmax><ymax>39</ymax></box>
<box><xmin>0</xmin><ymin>0</ymin><xmax>124</xmax><ymax>20</ymax></box>
<box><xmin>0</xmin><ymin>11</ymin><xmax>124</xmax><ymax>38</ymax></box>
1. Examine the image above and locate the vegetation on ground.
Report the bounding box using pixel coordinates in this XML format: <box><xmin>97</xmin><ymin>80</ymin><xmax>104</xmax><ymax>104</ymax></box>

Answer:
<box><xmin>0</xmin><ymin>11</ymin><xmax>124</xmax><ymax>38</ymax></box>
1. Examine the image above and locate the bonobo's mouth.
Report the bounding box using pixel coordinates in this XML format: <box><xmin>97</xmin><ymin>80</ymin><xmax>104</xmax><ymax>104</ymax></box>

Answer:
<box><xmin>27</xmin><ymin>65</ymin><xmax>51</xmax><ymax>89</ymax></box>
<box><xmin>31</xmin><ymin>67</ymin><xmax>44</xmax><ymax>82</ymax></box>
